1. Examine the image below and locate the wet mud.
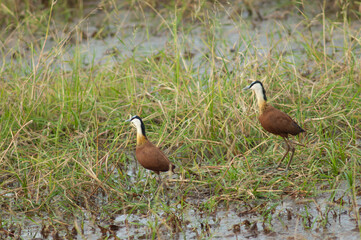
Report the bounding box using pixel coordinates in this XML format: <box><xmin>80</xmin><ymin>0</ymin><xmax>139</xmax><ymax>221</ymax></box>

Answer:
<box><xmin>0</xmin><ymin>181</ymin><xmax>359</xmax><ymax>239</ymax></box>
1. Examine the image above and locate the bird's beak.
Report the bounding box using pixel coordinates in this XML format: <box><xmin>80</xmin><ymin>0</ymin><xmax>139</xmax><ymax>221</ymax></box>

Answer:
<box><xmin>243</xmin><ymin>85</ymin><xmax>251</xmax><ymax>91</ymax></box>
<box><xmin>125</xmin><ymin>118</ymin><xmax>131</xmax><ymax>122</ymax></box>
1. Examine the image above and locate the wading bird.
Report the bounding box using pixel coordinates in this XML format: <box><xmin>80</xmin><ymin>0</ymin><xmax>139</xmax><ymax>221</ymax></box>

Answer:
<box><xmin>126</xmin><ymin>115</ymin><xmax>175</xmax><ymax>181</ymax></box>
<box><xmin>243</xmin><ymin>81</ymin><xmax>305</xmax><ymax>171</ymax></box>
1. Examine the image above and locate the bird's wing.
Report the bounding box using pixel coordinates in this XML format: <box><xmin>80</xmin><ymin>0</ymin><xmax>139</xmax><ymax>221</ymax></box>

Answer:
<box><xmin>260</xmin><ymin>107</ymin><xmax>303</xmax><ymax>136</ymax></box>
<box><xmin>136</xmin><ymin>141</ymin><xmax>171</xmax><ymax>171</ymax></box>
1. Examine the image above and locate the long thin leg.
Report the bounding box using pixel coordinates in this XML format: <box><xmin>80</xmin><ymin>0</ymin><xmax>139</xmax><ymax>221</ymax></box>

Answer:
<box><xmin>285</xmin><ymin>143</ymin><xmax>295</xmax><ymax>171</ymax></box>
<box><xmin>276</xmin><ymin>137</ymin><xmax>290</xmax><ymax>169</ymax></box>
<box><xmin>150</xmin><ymin>173</ymin><xmax>163</xmax><ymax>202</ymax></box>
<box><xmin>156</xmin><ymin>173</ymin><xmax>169</xmax><ymax>201</ymax></box>
<box><xmin>157</xmin><ymin>172</ymin><xmax>162</xmax><ymax>183</ymax></box>
<box><xmin>155</xmin><ymin>173</ymin><xmax>162</xmax><ymax>191</ymax></box>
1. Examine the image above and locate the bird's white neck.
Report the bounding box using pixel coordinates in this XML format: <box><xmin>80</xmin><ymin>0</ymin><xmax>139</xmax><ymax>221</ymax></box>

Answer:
<box><xmin>252</xmin><ymin>84</ymin><xmax>267</xmax><ymax>113</ymax></box>
<box><xmin>131</xmin><ymin>119</ymin><xmax>147</xmax><ymax>145</ymax></box>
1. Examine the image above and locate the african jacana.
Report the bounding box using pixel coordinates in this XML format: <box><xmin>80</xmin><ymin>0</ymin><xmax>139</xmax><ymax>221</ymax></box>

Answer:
<box><xmin>243</xmin><ymin>81</ymin><xmax>305</xmax><ymax>171</ymax></box>
<box><xmin>126</xmin><ymin>115</ymin><xmax>175</xmax><ymax>181</ymax></box>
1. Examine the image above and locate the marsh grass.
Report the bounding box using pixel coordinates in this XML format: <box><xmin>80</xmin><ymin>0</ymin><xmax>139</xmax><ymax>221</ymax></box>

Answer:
<box><xmin>0</xmin><ymin>0</ymin><xmax>361</xmax><ymax>238</ymax></box>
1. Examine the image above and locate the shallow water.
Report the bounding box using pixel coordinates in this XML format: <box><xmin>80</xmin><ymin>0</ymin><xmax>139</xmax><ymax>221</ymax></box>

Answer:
<box><xmin>3</xmin><ymin>1</ymin><xmax>361</xmax><ymax>75</ymax></box>
<box><xmin>105</xmin><ymin>193</ymin><xmax>361</xmax><ymax>239</ymax></box>
<box><xmin>3</xmin><ymin>181</ymin><xmax>358</xmax><ymax>239</ymax></box>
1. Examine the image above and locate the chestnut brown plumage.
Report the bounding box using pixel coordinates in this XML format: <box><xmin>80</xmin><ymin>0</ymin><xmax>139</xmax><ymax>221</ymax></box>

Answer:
<box><xmin>243</xmin><ymin>81</ymin><xmax>305</xmax><ymax>171</ymax></box>
<box><xmin>127</xmin><ymin>116</ymin><xmax>175</xmax><ymax>180</ymax></box>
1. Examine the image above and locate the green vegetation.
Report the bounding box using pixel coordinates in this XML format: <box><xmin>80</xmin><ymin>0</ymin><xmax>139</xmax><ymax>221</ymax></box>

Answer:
<box><xmin>0</xmin><ymin>0</ymin><xmax>360</xmax><ymax>238</ymax></box>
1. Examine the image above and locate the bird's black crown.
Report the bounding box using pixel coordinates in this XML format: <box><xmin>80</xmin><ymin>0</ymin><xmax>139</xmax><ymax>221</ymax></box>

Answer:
<box><xmin>249</xmin><ymin>81</ymin><xmax>267</xmax><ymax>101</ymax></box>
<box><xmin>130</xmin><ymin>115</ymin><xmax>146</xmax><ymax>137</ymax></box>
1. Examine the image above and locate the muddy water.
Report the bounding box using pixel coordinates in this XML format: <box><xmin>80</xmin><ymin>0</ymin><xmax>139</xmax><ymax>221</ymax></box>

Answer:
<box><xmin>5</xmin><ymin>1</ymin><xmax>361</xmax><ymax>74</ymax></box>
<box><xmin>12</xmin><ymin>181</ymin><xmax>360</xmax><ymax>239</ymax></box>
<box><xmin>108</xmin><ymin>197</ymin><xmax>361</xmax><ymax>239</ymax></box>
<box><xmin>58</xmin><ymin>10</ymin><xmax>360</xmax><ymax>75</ymax></box>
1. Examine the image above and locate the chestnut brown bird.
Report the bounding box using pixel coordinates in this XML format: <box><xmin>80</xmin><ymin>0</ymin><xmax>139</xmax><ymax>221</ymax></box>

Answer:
<box><xmin>126</xmin><ymin>115</ymin><xmax>175</xmax><ymax>181</ymax></box>
<box><xmin>243</xmin><ymin>81</ymin><xmax>305</xmax><ymax>171</ymax></box>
